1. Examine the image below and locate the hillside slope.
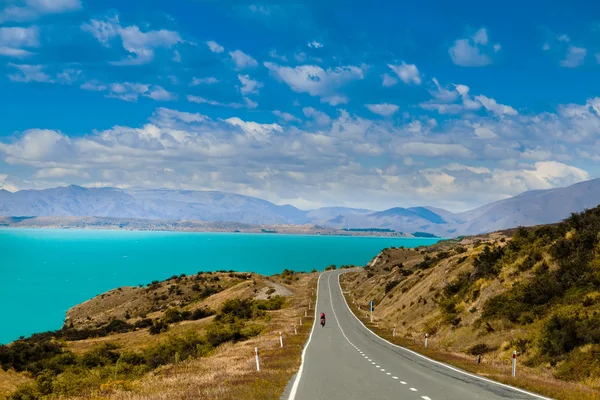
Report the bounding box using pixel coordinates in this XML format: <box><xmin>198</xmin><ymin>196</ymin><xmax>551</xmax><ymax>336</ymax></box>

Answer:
<box><xmin>342</xmin><ymin>207</ymin><xmax>600</xmax><ymax>396</ymax></box>
<box><xmin>0</xmin><ymin>270</ymin><xmax>318</xmax><ymax>400</ymax></box>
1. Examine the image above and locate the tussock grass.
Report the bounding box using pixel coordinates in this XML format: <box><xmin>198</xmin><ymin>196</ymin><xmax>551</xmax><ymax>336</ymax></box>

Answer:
<box><xmin>60</xmin><ymin>274</ymin><xmax>318</xmax><ymax>400</ymax></box>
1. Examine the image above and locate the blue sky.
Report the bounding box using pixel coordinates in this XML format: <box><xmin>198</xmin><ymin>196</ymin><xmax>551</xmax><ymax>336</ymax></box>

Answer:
<box><xmin>0</xmin><ymin>0</ymin><xmax>600</xmax><ymax>212</ymax></box>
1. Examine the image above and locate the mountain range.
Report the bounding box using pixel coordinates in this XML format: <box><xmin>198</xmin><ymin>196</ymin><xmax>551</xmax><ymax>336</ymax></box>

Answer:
<box><xmin>1</xmin><ymin>178</ymin><xmax>600</xmax><ymax>237</ymax></box>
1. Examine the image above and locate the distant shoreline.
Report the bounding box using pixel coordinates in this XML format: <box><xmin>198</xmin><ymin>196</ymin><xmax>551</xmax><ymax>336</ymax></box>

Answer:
<box><xmin>0</xmin><ymin>216</ymin><xmax>441</xmax><ymax>239</ymax></box>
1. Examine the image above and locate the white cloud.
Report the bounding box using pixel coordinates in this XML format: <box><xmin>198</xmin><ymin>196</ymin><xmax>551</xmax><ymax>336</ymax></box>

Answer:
<box><xmin>8</xmin><ymin>63</ymin><xmax>52</xmax><ymax>83</ymax></box>
<box><xmin>238</xmin><ymin>74</ymin><xmax>263</xmax><ymax>95</ymax></box>
<box><xmin>268</xmin><ymin>49</ymin><xmax>287</xmax><ymax>62</ymax></box>
<box><xmin>395</xmin><ymin>142</ymin><xmax>474</xmax><ymax>158</ymax></box>
<box><xmin>92</xmin><ymin>82</ymin><xmax>176</xmax><ymax>102</ymax></box>
<box><xmin>264</xmin><ymin>62</ymin><xmax>365</xmax><ymax>104</ymax></box>
<box><xmin>0</xmin><ymin>0</ymin><xmax>81</xmax><ymax>23</ymax></box>
<box><xmin>543</xmin><ymin>42</ymin><xmax>550</xmax><ymax>51</ymax></box>
<box><xmin>206</xmin><ymin>40</ymin><xmax>224</xmax><ymax>53</ymax></box>
<box><xmin>430</xmin><ymin>78</ymin><xmax>459</xmax><ymax>102</ymax></box>
<box><xmin>187</xmin><ymin>95</ymin><xmax>243</xmax><ymax>109</ymax></box>
<box><xmin>273</xmin><ymin>110</ymin><xmax>301</xmax><ymax>123</ymax></box>
<box><xmin>449</xmin><ymin>28</ymin><xmax>499</xmax><ymax>67</ymax></box>
<box><xmin>80</xmin><ymin>80</ymin><xmax>107</xmax><ymax>91</ymax></box>
<box><xmin>308</xmin><ymin>41</ymin><xmax>323</xmax><ymax>48</ymax></box>
<box><xmin>225</xmin><ymin>117</ymin><xmax>282</xmax><ymax>143</ymax></box>
<box><xmin>303</xmin><ymin>107</ymin><xmax>332</xmax><ymax>126</ymax></box>
<box><xmin>0</xmin><ymin>174</ymin><xmax>18</xmax><ymax>192</ymax></box>
<box><xmin>381</xmin><ymin>73</ymin><xmax>398</xmax><ymax>87</ymax></box>
<box><xmin>560</xmin><ymin>46</ymin><xmax>586</xmax><ymax>68</ymax></box>
<box><xmin>82</xmin><ymin>15</ymin><xmax>184</xmax><ymax>65</ymax></box>
<box><xmin>475</xmin><ymin>95</ymin><xmax>518</xmax><ymax>117</ymax></box>
<box><xmin>0</xmin><ymin>26</ymin><xmax>39</xmax><ymax>58</ymax></box>
<box><xmin>56</xmin><ymin>68</ymin><xmax>82</xmax><ymax>85</ymax></box>
<box><xmin>229</xmin><ymin>49</ymin><xmax>258</xmax><ymax>69</ymax></box>
<box><xmin>388</xmin><ymin>62</ymin><xmax>421</xmax><ymax>85</ymax></box>
<box><xmin>34</xmin><ymin>167</ymin><xmax>90</xmax><ymax>179</ymax></box>
<box><xmin>365</xmin><ymin>103</ymin><xmax>399</xmax><ymax>117</ymax></box>
<box><xmin>191</xmin><ymin>76</ymin><xmax>219</xmax><ymax>85</ymax></box>
<box><xmin>244</xmin><ymin>97</ymin><xmax>258</xmax><ymax>109</ymax></box>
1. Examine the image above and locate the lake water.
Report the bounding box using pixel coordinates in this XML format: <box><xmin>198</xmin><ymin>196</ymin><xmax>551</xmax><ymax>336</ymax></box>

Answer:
<box><xmin>0</xmin><ymin>228</ymin><xmax>439</xmax><ymax>344</ymax></box>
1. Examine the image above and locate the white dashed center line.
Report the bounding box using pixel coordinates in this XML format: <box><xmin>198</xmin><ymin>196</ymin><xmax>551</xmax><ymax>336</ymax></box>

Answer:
<box><xmin>327</xmin><ymin>274</ymin><xmax>434</xmax><ymax>400</ymax></box>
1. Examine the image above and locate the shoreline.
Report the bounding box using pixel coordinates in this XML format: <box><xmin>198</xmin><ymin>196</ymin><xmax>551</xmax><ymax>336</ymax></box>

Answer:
<box><xmin>0</xmin><ymin>223</ymin><xmax>441</xmax><ymax>240</ymax></box>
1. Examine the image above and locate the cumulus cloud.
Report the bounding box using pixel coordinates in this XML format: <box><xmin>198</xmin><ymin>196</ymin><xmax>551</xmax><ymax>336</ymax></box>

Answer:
<box><xmin>273</xmin><ymin>110</ymin><xmax>301</xmax><ymax>123</ymax></box>
<box><xmin>238</xmin><ymin>74</ymin><xmax>263</xmax><ymax>95</ymax></box>
<box><xmin>0</xmin><ymin>26</ymin><xmax>39</xmax><ymax>58</ymax></box>
<box><xmin>449</xmin><ymin>28</ymin><xmax>500</xmax><ymax>67</ymax></box>
<box><xmin>265</xmin><ymin>62</ymin><xmax>365</xmax><ymax>105</ymax></box>
<box><xmin>395</xmin><ymin>142</ymin><xmax>474</xmax><ymax>158</ymax></box>
<box><xmin>0</xmin><ymin>0</ymin><xmax>81</xmax><ymax>23</ymax></box>
<box><xmin>388</xmin><ymin>62</ymin><xmax>421</xmax><ymax>85</ymax></box>
<box><xmin>1</xmin><ymin>96</ymin><xmax>598</xmax><ymax>211</ymax></box>
<box><xmin>303</xmin><ymin>107</ymin><xmax>332</xmax><ymax>126</ymax></box>
<box><xmin>308</xmin><ymin>41</ymin><xmax>323</xmax><ymax>48</ymax></box>
<box><xmin>381</xmin><ymin>73</ymin><xmax>398</xmax><ymax>87</ymax></box>
<box><xmin>206</xmin><ymin>40</ymin><xmax>224</xmax><ymax>53</ymax></box>
<box><xmin>561</xmin><ymin>46</ymin><xmax>586</xmax><ymax>67</ymax></box>
<box><xmin>229</xmin><ymin>49</ymin><xmax>258</xmax><ymax>69</ymax></box>
<box><xmin>82</xmin><ymin>14</ymin><xmax>184</xmax><ymax>65</ymax></box>
<box><xmin>8</xmin><ymin>63</ymin><xmax>52</xmax><ymax>82</ymax></box>
<box><xmin>365</xmin><ymin>103</ymin><xmax>399</xmax><ymax>117</ymax></box>
<box><xmin>79</xmin><ymin>80</ymin><xmax>175</xmax><ymax>102</ymax></box>
<box><xmin>190</xmin><ymin>76</ymin><xmax>219</xmax><ymax>85</ymax></box>
<box><xmin>475</xmin><ymin>95</ymin><xmax>518</xmax><ymax>117</ymax></box>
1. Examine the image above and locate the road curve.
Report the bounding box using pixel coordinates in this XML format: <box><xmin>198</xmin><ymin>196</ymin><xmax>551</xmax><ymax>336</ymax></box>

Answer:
<box><xmin>285</xmin><ymin>270</ymin><xmax>551</xmax><ymax>400</ymax></box>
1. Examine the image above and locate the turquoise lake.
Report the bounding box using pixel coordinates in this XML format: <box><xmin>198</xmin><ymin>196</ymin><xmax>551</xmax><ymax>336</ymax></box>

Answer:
<box><xmin>0</xmin><ymin>228</ymin><xmax>439</xmax><ymax>344</ymax></box>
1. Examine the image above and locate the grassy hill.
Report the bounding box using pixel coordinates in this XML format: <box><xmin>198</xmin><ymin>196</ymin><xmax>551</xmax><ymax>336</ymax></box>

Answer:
<box><xmin>0</xmin><ymin>269</ymin><xmax>319</xmax><ymax>400</ymax></box>
<box><xmin>341</xmin><ymin>206</ymin><xmax>600</xmax><ymax>399</ymax></box>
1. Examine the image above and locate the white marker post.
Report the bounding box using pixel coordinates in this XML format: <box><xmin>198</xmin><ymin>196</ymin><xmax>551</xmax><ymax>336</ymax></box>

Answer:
<box><xmin>255</xmin><ymin>347</ymin><xmax>260</xmax><ymax>372</ymax></box>
<box><xmin>512</xmin><ymin>351</ymin><xmax>517</xmax><ymax>377</ymax></box>
<box><xmin>279</xmin><ymin>332</ymin><xmax>283</xmax><ymax>348</ymax></box>
<box><xmin>300</xmin><ymin>317</ymin><xmax>303</xmax><ymax>326</ymax></box>
<box><xmin>294</xmin><ymin>325</ymin><xmax>297</xmax><ymax>335</ymax></box>
<box><xmin>305</xmin><ymin>309</ymin><xmax>308</xmax><ymax>317</ymax></box>
<box><xmin>370</xmin><ymin>300</ymin><xmax>374</xmax><ymax>323</ymax></box>
<box><xmin>393</xmin><ymin>325</ymin><xmax>396</xmax><ymax>338</ymax></box>
<box><xmin>425</xmin><ymin>333</ymin><xmax>429</xmax><ymax>348</ymax></box>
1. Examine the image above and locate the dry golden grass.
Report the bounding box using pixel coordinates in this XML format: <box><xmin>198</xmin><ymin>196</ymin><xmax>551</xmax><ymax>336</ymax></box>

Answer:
<box><xmin>0</xmin><ymin>369</ymin><xmax>31</xmax><ymax>396</ymax></box>
<box><xmin>66</xmin><ymin>317</ymin><xmax>216</xmax><ymax>354</ymax></box>
<box><xmin>63</xmin><ymin>273</ymin><xmax>318</xmax><ymax>400</ymax></box>
<box><xmin>67</xmin><ymin>272</ymin><xmax>251</xmax><ymax>330</ymax></box>
<box><xmin>341</xmin><ymin>273</ymin><xmax>600</xmax><ymax>400</ymax></box>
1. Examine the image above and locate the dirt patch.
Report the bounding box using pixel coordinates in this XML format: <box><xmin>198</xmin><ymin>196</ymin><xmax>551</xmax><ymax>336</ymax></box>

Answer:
<box><xmin>254</xmin><ymin>281</ymin><xmax>293</xmax><ymax>300</ymax></box>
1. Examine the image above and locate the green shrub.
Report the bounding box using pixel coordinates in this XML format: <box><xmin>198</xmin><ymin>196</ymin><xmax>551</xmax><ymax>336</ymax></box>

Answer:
<box><xmin>384</xmin><ymin>280</ymin><xmax>400</xmax><ymax>294</ymax></box>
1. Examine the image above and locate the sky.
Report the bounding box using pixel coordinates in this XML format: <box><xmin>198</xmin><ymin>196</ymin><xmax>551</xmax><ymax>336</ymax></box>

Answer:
<box><xmin>0</xmin><ymin>0</ymin><xmax>600</xmax><ymax>212</ymax></box>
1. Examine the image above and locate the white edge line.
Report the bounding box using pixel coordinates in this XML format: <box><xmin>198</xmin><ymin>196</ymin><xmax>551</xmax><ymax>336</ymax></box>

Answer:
<box><xmin>337</xmin><ymin>271</ymin><xmax>554</xmax><ymax>400</ymax></box>
<box><xmin>288</xmin><ymin>272</ymin><xmax>322</xmax><ymax>400</ymax></box>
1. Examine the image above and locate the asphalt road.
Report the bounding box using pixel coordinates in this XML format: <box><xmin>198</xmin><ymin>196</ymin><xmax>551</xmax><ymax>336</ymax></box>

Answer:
<box><xmin>285</xmin><ymin>270</ymin><xmax>551</xmax><ymax>400</ymax></box>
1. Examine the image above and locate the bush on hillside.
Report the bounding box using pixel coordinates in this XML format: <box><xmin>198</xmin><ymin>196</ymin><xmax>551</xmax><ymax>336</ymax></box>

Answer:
<box><xmin>384</xmin><ymin>280</ymin><xmax>400</xmax><ymax>294</ymax></box>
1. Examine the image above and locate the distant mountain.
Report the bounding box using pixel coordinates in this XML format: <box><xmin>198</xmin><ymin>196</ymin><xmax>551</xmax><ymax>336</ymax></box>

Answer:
<box><xmin>2</xmin><ymin>178</ymin><xmax>600</xmax><ymax>237</ymax></box>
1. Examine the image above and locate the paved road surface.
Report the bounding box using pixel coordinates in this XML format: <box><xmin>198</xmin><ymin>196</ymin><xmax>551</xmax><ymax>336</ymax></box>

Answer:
<box><xmin>285</xmin><ymin>270</ymin><xmax>551</xmax><ymax>400</ymax></box>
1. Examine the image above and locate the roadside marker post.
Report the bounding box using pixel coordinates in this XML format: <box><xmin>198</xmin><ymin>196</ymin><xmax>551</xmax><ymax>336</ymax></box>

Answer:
<box><xmin>300</xmin><ymin>317</ymin><xmax>303</xmax><ymax>326</ymax></box>
<box><xmin>279</xmin><ymin>332</ymin><xmax>283</xmax><ymax>347</ymax></box>
<box><xmin>294</xmin><ymin>325</ymin><xmax>297</xmax><ymax>335</ymax></box>
<box><xmin>425</xmin><ymin>333</ymin><xmax>429</xmax><ymax>348</ymax></box>
<box><xmin>305</xmin><ymin>309</ymin><xmax>308</xmax><ymax>317</ymax></box>
<box><xmin>255</xmin><ymin>347</ymin><xmax>260</xmax><ymax>372</ymax></box>
<box><xmin>370</xmin><ymin>300</ymin><xmax>375</xmax><ymax>323</ymax></box>
<box><xmin>512</xmin><ymin>351</ymin><xmax>517</xmax><ymax>377</ymax></box>
<box><xmin>393</xmin><ymin>325</ymin><xmax>396</xmax><ymax>338</ymax></box>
